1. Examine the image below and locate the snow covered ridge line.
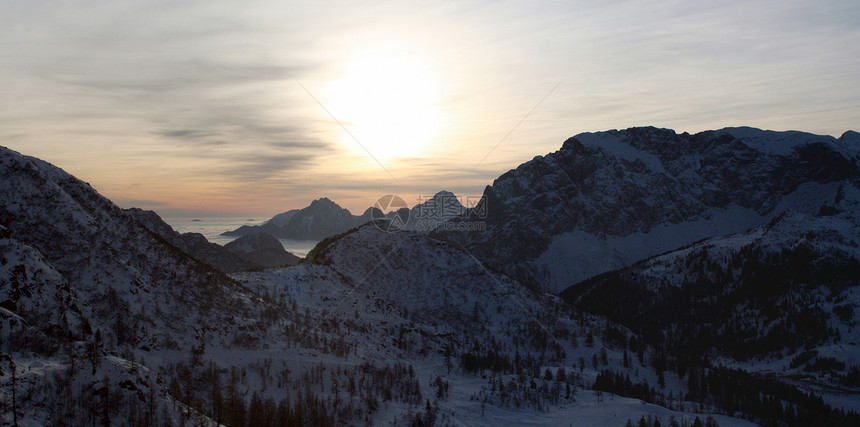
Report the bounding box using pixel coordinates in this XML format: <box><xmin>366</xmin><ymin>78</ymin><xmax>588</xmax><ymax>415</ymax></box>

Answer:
<box><xmin>434</xmin><ymin>125</ymin><xmax>860</xmax><ymax>291</ymax></box>
<box><xmin>0</xmin><ymin>143</ymin><xmax>262</xmax><ymax>349</ymax></box>
<box><xmin>367</xmin><ymin>192</ymin><xmax>488</xmax><ymax>233</ymax></box>
<box><xmin>410</xmin><ymin>192</ymin><xmax>488</xmax><ymax>233</ymax></box>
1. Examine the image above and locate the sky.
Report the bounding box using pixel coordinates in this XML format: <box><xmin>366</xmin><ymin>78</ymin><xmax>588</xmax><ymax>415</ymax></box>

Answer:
<box><xmin>2</xmin><ymin>0</ymin><xmax>859</xmax><ymax>217</ymax></box>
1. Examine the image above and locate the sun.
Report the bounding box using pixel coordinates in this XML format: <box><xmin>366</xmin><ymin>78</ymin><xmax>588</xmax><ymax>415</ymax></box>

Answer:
<box><xmin>324</xmin><ymin>54</ymin><xmax>439</xmax><ymax>160</ymax></box>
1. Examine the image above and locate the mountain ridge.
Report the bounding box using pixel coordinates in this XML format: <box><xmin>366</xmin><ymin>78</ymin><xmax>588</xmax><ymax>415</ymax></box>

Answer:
<box><xmin>0</xmin><ymin>145</ymin><xmax>259</xmax><ymax>351</ymax></box>
<box><xmin>126</xmin><ymin>207</ymin><xmax>262</xmax><ymax>273</ymax></box>
<box><xmin>434</xmin><ymin>126</ymin><xmax>860</xmax><ymax>291</ymax></box>
<box><xmin>224</xmin><ymin>190</ymin><xmax>468</xmax><ymax>240</ymax></box>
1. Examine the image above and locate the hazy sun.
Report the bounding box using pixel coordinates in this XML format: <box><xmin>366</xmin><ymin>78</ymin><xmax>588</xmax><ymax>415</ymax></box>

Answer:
<box><xmin>324</xmin><ymin>54</ymin><xmax>439</xmax><ymax>160</ymax></box>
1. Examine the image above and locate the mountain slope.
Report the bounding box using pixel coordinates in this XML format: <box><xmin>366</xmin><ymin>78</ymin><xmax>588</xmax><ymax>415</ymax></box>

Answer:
<box><xmin>560</xmin><ymin>209</ymin><xmax>860</xmax><ymax>413</ymax></box>
<box><xmin>0</xmin><ymin>144</ymin><xmax>264</xmax><ymax>424</ymax></box>
<box><xmin>222</xmin><ymin>209</ymin><xmax>300</xmax><ymax>237</ymax></box>
<box><xmin>561</xmin><ymin>210</ymin><xmax>860</xmax><ymax>357</ymax></box>
<box><xmin>0</xmin><ymin>145</ymin><xmax>259</xmax><ymax>351</ymax></box>
<box><xmin>1</xmin><ymin>231</ymin><xmax>85</xmax><ymax>353</ymax></box>
<box><xmin>435</xmin><ymin>126</ymin><xmax>859</xmax><ymax>291</ymax></box>
<box><xmin>243</xmin><ymin>224</ymin><xmax>715</xmax><ymax>421</ymax></box>
<box><xmin>266</xmin><ymin>209</ymin><xmax>300</xmax><ymax>227</ymax></box>
<box><xmin>224</xmin><ymin>232</ymin><xmax>300</xmax><ymax>268</ymax></box>
<box><xmin>252</xmin><ymin>224</ymin><xmax>849</xmax><ymax>425</ymax></box>
<box><xmin>126</xmin><ymin>207</ymin><xmax>261</xmax><ymax>273</ymax></box>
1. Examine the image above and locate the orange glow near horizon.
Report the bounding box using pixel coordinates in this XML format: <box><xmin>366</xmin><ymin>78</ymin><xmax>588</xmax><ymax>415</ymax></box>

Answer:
<box><xmin>3</xmin><ymin>1</ymin><xmax>858</xmax><ymax>218</ymax></box>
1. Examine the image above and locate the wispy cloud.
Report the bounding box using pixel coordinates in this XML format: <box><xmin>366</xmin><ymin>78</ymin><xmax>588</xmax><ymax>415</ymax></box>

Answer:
<box><xmin>1</xmin><ymin>0</ymin><xmax>858</xmax><ymax>215</ymax></box>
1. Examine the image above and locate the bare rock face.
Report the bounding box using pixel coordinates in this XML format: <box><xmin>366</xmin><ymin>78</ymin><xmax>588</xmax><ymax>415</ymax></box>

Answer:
<box><xmin>434</xmin><ymin>126</ymin><xmax>860</xmax><ymax>291</ymax></box>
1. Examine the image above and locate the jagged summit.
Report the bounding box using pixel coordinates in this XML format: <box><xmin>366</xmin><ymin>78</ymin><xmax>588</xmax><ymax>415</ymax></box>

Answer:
<box><xmin>224</xmin><ymin>192</ymin><xmax>469</xmax><ymax>240</ymax></box>
<box><xmin>436</xmin><ymin>126</ymin><xmax>860</xmax><ymax>291</ymax></box>
<box><xmin>430</xmin><ymin>189</ymin><xmax>457</xmax><ymax>198</ymax></box>
<box><xmin>308</xmin><ymin>196</ymin><xmax>338</xmax><ymax>206</ymax></box>
<box><xmin>397</xmin><ymin>190</ymin><xmax>467</xmax><ymax>232</ymax></box>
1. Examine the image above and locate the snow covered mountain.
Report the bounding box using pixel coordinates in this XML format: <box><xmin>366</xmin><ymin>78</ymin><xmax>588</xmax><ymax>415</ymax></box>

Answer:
<box><xmin>0</xmin><ymin>145</ymin><xmax>284</xmax><ymax>424</ymax></box>
<box><xmin>397</xmin><ymin>190</ymin><xmax>468</xmax><ymax>232</ymax></box>
<box><xmin>1</xmin><ymin>229</ymin><xmax>85</xmax><ymax>353</ymax></box>
<box><xmin>436</xmin><ymin>126</ymin><xmax>860</xmax><ymax>292</ymax></box>
<box><xmin>0</xmin><ymin>144</ymin><xmax>760</xmax><ymax>425</ymax></box>
<box><xmin>561</xmin><ymin>208</ymin><xmax>860</xmax><ymax>354</ymax></box>
<box><xmin>238</xmin><ymin>223</ymin><xmax>756</xmax><ymax>425</ymax></box>
<box><xmin>0</xmin><ymin>145</ymin><xmax>266</xmax><ymax>350</ymax></box>
<box><xmin>560</xmin><ymin>208</ymin><xmax>860</xmax><ymax>410</ymax></box>
<box><xmin>3</xmin><ymin>132</ymin><xmax>859</xmax><ymax>426</ymax></box>
<box><xmin>126</xmin><ymin>207</ymin><xmax>261</xmax><ymax>273</ymax></box>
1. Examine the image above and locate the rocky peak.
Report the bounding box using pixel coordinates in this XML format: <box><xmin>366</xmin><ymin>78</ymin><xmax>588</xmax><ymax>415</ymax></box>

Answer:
<box><xmin>435</xmin><ymin>126</ymin><xmax>860</xmax><ymax>290</ymax></box>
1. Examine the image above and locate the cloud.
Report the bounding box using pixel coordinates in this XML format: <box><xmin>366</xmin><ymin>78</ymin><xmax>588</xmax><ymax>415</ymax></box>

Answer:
<box><xmin>157</xmin><ymin>129</ymin><xmax>216</xmax><ymax>140</ymax></box>
<box><xmin>0</xmin><ymin>0</ymin><xmax>330</xmax><ymax>178</ymax></box>
<box><xmin>221</xmin><ymin>152</ymin><xmax>317</xmax><ymax>182</ymax></box>
<box><xmin>1</xmin><ymin>0</ymin><xmax>858</xmax><ymax>216</ymax></box>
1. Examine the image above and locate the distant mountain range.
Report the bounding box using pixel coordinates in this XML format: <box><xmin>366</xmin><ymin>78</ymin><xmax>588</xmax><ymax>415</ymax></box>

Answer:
<box><xmin>223</xmin><ymin>190</ymin><xmax>467</xmax><ymax>240</ymax></box>
<box><xmin>222</xmin><ymin>197</ymin><xmax>377</xmax><ymax>240</ymax></box>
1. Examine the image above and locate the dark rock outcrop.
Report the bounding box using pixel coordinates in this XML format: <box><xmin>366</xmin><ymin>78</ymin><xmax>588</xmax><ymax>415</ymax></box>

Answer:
<box><xmin>224</xmin><ymin>233</ymin><xmax>300</xmax><ymax>268</ymax></box>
